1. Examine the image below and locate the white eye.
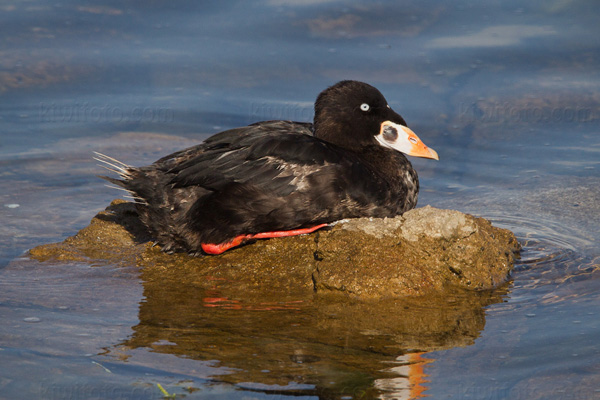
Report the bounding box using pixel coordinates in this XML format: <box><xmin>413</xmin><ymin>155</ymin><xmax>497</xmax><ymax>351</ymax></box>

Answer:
<box><xmin>360</xmin><ymin>103</ymin><xmax>370</xmax><ymax>112</ymax></box>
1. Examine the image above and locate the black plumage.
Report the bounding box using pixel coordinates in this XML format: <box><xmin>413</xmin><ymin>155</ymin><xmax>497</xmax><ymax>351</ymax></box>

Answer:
<box><xmin>97</xmin><ymin>80</ymin><xmax>438</xmax><ymax>254</ymax></box>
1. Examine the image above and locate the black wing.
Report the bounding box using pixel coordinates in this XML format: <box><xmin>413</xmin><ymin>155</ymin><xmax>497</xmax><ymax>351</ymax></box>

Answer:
<box><xmin>154</xmin><ymin>121</ymin><xmax>350</xmax><ymax>196</ymax></box>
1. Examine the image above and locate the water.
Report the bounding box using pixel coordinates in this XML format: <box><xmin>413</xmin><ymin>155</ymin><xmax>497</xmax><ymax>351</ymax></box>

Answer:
<box><xmin>1</xmin><ymin>1</ymin><xmax>599</xmax><ymax>399</ymax></box>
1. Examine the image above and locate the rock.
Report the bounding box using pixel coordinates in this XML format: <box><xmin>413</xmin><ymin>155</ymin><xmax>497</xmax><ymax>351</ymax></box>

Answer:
<box><xmin>315</xmin><ymin>205</ymin><xmax>519</xmax><ymax>298</ymax></box>
<box><xmin>399</xmin><ymin>205</ymin><xmax>476</xmax><ymax>242</ymax></box>
<box><xmin>29</xmin><ymin>200</ymin><xmax>520</xmax><ymax>299</ymax></box>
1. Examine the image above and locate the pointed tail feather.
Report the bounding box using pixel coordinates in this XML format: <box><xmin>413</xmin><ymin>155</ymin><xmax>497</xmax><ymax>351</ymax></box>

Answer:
<box><xmin>93</xmin><ymin>151</ymin><xmax>133</xmax><ymax>180</ymax></box>
<box><xmin>93</xmin><ymin>152</ymin><xmax>147</xmax><ymax>203</ymax></box>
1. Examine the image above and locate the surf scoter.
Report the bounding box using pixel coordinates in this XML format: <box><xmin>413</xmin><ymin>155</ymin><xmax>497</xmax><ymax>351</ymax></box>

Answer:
<box><xmin>96</xmin><ymin>80</ymin><xmax>438</xmax><ymax>255</ymax></box>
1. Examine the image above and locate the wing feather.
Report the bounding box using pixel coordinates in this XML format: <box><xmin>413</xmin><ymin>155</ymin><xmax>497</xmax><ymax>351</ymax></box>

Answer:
<box><xmin>154</xmin><ymin>121</ymin><xmax>349</xmax><ymax>197</ymax></box>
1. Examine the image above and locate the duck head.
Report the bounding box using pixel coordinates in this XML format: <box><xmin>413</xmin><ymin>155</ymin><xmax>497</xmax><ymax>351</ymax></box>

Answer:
<box><xmin>313</xmin><ymin>80</ymin><xmax>439</xmax><ymax>160</ymax></box>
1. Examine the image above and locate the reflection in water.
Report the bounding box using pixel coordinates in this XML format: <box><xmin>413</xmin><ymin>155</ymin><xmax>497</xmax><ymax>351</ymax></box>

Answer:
<box><xmin>374</xmin><ymin>353</ymin><xmax>433</xmax><ymax>400</ymax></box>
<box><xmin>111</xmin><ymin>266</ymin><xmax>507</xmax><ymax>398</ymax></box>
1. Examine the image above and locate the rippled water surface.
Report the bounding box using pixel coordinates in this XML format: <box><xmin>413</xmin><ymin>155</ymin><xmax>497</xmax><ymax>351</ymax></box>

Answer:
<box><xmin>1</xmin><ymin>1</ymin><xmax>599</xmax><ymax>399</ymax></box>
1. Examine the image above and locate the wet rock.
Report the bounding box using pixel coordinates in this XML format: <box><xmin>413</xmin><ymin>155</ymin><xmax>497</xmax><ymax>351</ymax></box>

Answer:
<box><xmin>29</xmin><ymin>200</ymin><xmax>520</xmax><ymax>299</ymax></box>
